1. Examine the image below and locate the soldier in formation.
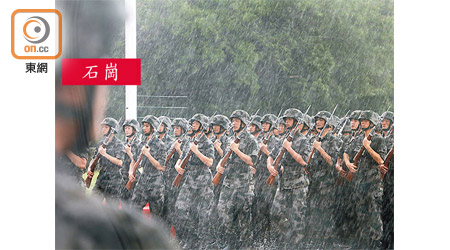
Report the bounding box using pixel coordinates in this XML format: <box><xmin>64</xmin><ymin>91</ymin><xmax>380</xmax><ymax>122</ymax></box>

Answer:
<box><xmin>173</xmin><ymin>114</ymin><xmax>215</xmax><ymax>249</ymax></box>
<box><xmin>87</xmin><ymin>117</ymin><xmax>125</xmax><ymax>208</ymax></box>
<box><xmin>82</xmin><ymin>107</ymin><xmax>393</xmax><ymax>249</ymax></box>
<box><xmin>129</xmin><ymin>115</ymin><xmax>166</xmax><ymax>218</ymax></box>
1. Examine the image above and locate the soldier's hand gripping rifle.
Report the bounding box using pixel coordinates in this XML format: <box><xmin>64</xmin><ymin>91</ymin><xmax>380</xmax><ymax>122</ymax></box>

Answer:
<box><xmin>165</xmin><ymin>134</ymin><xmax>187</xmax><ymax>166</ymax></box>
<box><xmin>85</xmin><ymin>133</ymin><xmax>114</xmax><ymax>188</ymax></box>
<box><xmin>380</xmin><ymin>125</ymin><xmax>394</xmax><ymax>180</ymax></box>
<box><xmin>172</xmin><ymin>131</ymin><xmax>204</xmax><ymax>187</ymax></box>
<box><xmin>85</xmin><ymin>117</ymin><xmax>122</xmax><ymax>188</ymax></box>
<box><xmin>253</xmin><ymin>109</ymin><xmax>283</xmax><ymax>167</ymax></box>
<box><xmin>266</xmin><ymin>105</ymin><xmax>311</xmax><ymax>186</ymax></box>
<box><xmin>346</xmin><ymin>122</ymin><xmax>380</xmax><ymax>182</ymax></box>
<box><xmin>305</xmin><ymin>105</ymin><xmax>338</xmax><ymax>173</ymax></box>
<box><xmin>125</xmin><ymin>131</ymin><xmax>157</xmax><ymax>190</ymax></box>
<box><xmin>212</xmin><ymin>109</ymin><xmax>259</xmax><ymax>186</ymax></box>
<box><xmin>380</xmin><ymin>146</ymin><xmax>394</xmax><ymax>180</ymax></box>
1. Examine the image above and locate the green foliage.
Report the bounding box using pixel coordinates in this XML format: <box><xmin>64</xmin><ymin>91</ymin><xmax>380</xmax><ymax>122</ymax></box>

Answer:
<box><xmin>107</xmin><ymin>0</ymin><xmax>393</xmax><ymax>120</ymax></box>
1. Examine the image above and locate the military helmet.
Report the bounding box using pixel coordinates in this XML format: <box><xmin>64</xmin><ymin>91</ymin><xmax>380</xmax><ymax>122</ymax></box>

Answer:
<box><xmin>190</xmin><ymin>113</ymin><xmax>209</xmax><ymax>130</ymax></box>
<box><xmin>282</xmin><ymin>108</ymin><xmax>303</xmax><ymax>123</ymax></box>
<box><xmin>158</xmin><ymin>116</ymin><xmax>172</xmax><ymax>128</ymax></box>
<box><xmin>141</xmin><ymin>115</ymin><xmax>160</xmax><ymax>131</ymax></box>
<box><xmin>302</xmin><ymin>114</ymin><xmax>312</xmax><ymax>128</ymax></box>
<box><xmin>358</xmin><ymin>110</ymin><xmax>380</xmax><ymax>125</ymax></box>
<box><xmin>249</xmin><ymin>115</ymin><xmax>262</xmax><ymax>130</ymax></box>
<box><xmin>277</xmin><ymin>117</ymin><xmax>286</xmax><ymax>126</ymax></box>
<box><xmin>122</xmin><ymin>118</ymin><xmax>140</xmax><ymax>133</ymax></box>
<box><xmin>381</xmin><ymin>111</ymin><xmax>394</xmax><ymax>124</ymax></box>
<box><xmin>313</xmin><ymin>111</ymin><xmax>332</xmax><ymax>124</ymax></box>
<box><xmin>230</xmin><ymin>110</ymin><xmax>250</xmax><ymax>126</ymax></box>
<box><xmin>101</xmin><ymin>117</ymin><xmax>119</xmax><ymax>133</ymax></box>
<box><xmin>211</xmin><ymin>114</ymin><xmax>231</xmax><ymax>129</ymax></box>
<box><xmin>349</xmin><ymin>110</ymin><xmax>362</xmax><ymax>120</ymax></box>
<box><xmin>261</xmin><ymin>114</ymin><xmax>277</xmax><ymax>126</ymax></box>
<box><xmin>342</xmin><ymin>118</ymin><xmax>352</xmax><ymax>134</ymax></box>
<box><xmin>330</xmin><ymin>115</ymin><xmax>339</xmax><ymax>128</ymax></box>
<box><xmin>172</xmin><ymin>118</ymin><xmax>189</xmax><ymax>133</ymax></box>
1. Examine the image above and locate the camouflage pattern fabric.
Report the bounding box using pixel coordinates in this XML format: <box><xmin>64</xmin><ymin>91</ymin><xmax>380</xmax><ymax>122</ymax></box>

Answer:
<box><xmin>252</xmin><ymin>133</ymin><xmax>280</xmax><ymax>244</ymax></box>
<box><xmin>56</xmin><ymin>147</ymin><xmax>88</xmax><ymax>187</ymax></box>
<box><xmin>344</xmin><ymin>131</ymin><xmax>386</xmax><ymax>246</ymax></box>
<box><xmin>211</xmin><ymin>133</ymin><xmax>230</xmax><ymax>207</ymax></box>
<box><xmin>120</xmin><ymin>135</ymin><xmax>142</xmax><ymax>206</ymax></box>
<box><xmin>269</xmin><ymin>131</ymin><xmax>311</xmax><ymax>246</ymax></box>
<box><xmin>382</xmin><ymin>132</ymin><xmax>394</xmax><ymax>249</ymax></box>
<box><xmin>174</xmin><ymin>133</ymin><xmax>215</xmax><ymax>249</ymax></box>
<box><xmin>216</xmin><ymin>130</ymin><xmax>258</xmax><ymax>248</ymax></box>
<box><xmin>333</xmin><ymin>133</ymin><xmax>354</xmax><ymax>240</ymax></box>
<box><xmin>162</xmin><ymin>136</ymin><xmax>189</xmax><ymax>226</ymax></box>
<box><xmin>92</xmin><ymin>136</ymin><xmax>125</xmax><ymax>207</ymax></box>
<box><xmin>305</xmin><ymin>132</ymin><xmax>342</xmax><ymax>240</ymax></box>
<box><xmin>131</xmin><ymin>136</ymin><xmax>167</xmax><ymax>218</ymax></box>
<box><xmin>160</xmin><ymin>133</ymin><xmax>174</xmax><ymax>152</ymax></box>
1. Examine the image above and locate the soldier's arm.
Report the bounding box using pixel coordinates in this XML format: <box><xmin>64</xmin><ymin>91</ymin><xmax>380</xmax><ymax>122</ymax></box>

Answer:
<box><xmin>363</xmin><ymin>137</ymin><xmax>384</xmax><ymax>165</ymax></box>
<box><xmin>343</xmin><ymin>152</ymin><xmax>357</xmax><ymax>172</ymax></box>
<box><xmin>230</xmin><ymin>142</ymin><xmax>253</xmax><ymax>166</ymax></box>
<box><xmin>267</xmin><ymin>156</ymin><xmax>279</xmax><ymax>176</ymax></box>
<box><xmin>285</xmin><ymin>141</ymin><xmax>307</xmax><ymax>167</ymax></box>
<box><xmin>191</xmin><ymin>144</ymin><xmax>213</xmax><ymax>167</ymax></box>
<box><xmin>214</xmin><ymin>139</ymin><xmax>224</xmax><ymax>157</ymax></box>
<box><xmin>143</xmin><ymin>146</ymin><xmax>164</xmax><ymax>171</ymax></box>
<box><xmin>66</xmin><ymin>150</ymin><xmax>87</xmax><ymax>170</ymax></box>
<box><xmin>174</xmin><ymin>140</ymin><xmax>183</xmax><ymax>155</ymax></box>
<box><xmin>102</xmin><ymin>152</ymin><xmax>123</xmax><ymax>167</ymax></box>
<box><xmin>313</xmin><ymin>141</ymin><xmax>333</xmax><ymax>166</ymax></box>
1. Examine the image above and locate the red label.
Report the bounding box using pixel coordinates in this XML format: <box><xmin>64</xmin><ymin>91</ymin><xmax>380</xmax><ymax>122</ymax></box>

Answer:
<box><xmin>62</xmin><ymin>58</ymin><xmax>141</xmax><ymax>85</ymax></box>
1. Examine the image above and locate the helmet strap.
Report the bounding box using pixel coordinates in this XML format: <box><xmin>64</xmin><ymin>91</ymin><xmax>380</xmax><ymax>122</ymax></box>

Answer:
<box><xmin>286</xmin><ymin>120</ymin><xmax>298</xmax><ymax>131</ymax></box>
<box><xmin>126</xmin><ymin>131</ymin><xmax>135</xmax><ymax>138</ymax></box>
<box><xmin>234</xmin><ymin>122</ymin><xmax>245</xmax><ymax>133</ymax></box>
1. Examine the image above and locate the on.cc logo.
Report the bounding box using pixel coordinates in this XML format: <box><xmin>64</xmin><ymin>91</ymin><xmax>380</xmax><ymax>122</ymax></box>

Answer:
<box><xmin>23</xmin><ymin>16</ymin><xmax>50</xmax><ymax>44</ymax></box>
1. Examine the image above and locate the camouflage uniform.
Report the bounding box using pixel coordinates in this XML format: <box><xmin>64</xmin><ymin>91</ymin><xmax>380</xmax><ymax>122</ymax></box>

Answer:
<box><xmin>333</xmin><ymin>132</ymin><xmax>354</xmax><ymax>240</ymax></box>
<box><xmin>131</xmin><ymin>135</ymin><xmax>166</xmax><ymax>218</ymax></box>
<box><xmin>216</xmin><ymin>130</ymin><xmax>258</xmax><ymax>248</ymax></box>
<box><xmin>306</xmin><ymin>132</ymin><xmax>342</xmax><ymax>241</ymax></box>
<box><xmin>162</xmin><ymin>135</ymin><xmax>189</xmax><ymax>226</ymax></box>
<box><xmin>270</xmin><ymin>131</ymin><xmax>311</xmax><ymax>247</ymax></box>
<box><xmin>93</xmin><ymin>136</ymin><xmax>125</xmax><ymax>207</ymax></box>
<box><xmin>382</xmin><ymin>126</ymin><xmax>394</xmax><ymax>249</ymax></box>
<box><xmin>56</xmin><ymin>147</ymin><xmax>88</xmax><ymax>187</ymax></box>
<box><xmin>252</xmin><ymin>133</ymin><xmax>281</xmax><ymax>245</ymax></box>
<box><xmin>211</xmin><ymin>133</ymin><xmax>230</xmax><ymax>207</ymax></box>
<box><xmin>174</xmin><ymin>133</ymin><xmax>215</xmax><ymax>249</ymax></box>
<box><xmin>120</xmin><ymin>135</ymin><xmax>142</xmax><ymax>206</ymax></box>
<box><xmin>160</xmin><ymin>133</ymin><xmax>174</xmax><ymax>151</ymax></box>
<box><xmin>345</xmin><ymin>127</ymin><xmax>386</xmax><ymax>246</ymax></box>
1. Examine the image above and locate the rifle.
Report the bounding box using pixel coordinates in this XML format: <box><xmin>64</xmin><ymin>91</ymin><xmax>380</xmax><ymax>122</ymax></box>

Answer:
<box><xmin>334</xmin><ymin>110</ymin><xmax>351</xmax><ymax>136</ymax></box>
<box><xmin>172</xmin><ymin>131</ymin><xmax>204</xmax><ymax>187</ymax></box>
<box><xmin>305</xmin><ymin>105</ymin><xmax>338</xmax><ymax>172</ymax></box>
<box><xmin>381</xmin><ymin>146</ymin><xmax>394</xmax><ymax>180</ymax></box>
<box><xmin>165</xmin><ymin>134</ymin><xmax>187</xmax><ymax>166</ymax></box>
<box><xmin>212</xmin><ymin>109</ymin><xmax>259</xmax><ymax>186</ymax></box>
<box><xmin>253</xmin><ymin>109</ymin><xmax>283</xmax><ymax>167</ymax></box>
<box><xmin>125</xmin><ymin>131</ymin><xmax>158</xmax><ymax>190</ymax></box>
<box><xmin>345</xmin><ymin>123</ymin><xmax>379</xmax><ymax>182</ymax></box>
<box><xmin>85</xmin><ymin>117</ymin><xmax>122</xmax><ymax>188</ymax></box>
<box><xmin>266</xmin><ymin>105</ymin><xmax>311</xmax><ymax>186</ymax></box>
<box><xmin>85</xmin><ymin>133</ymin><xmax>114</xmax><ymax>188</ymax></box>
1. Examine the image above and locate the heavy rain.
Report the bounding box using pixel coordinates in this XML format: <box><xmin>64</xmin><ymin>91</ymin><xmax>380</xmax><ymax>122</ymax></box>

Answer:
<box><xmin>55</xmin><ymin>0</ymin><xmax>394</xmax><ymax>249</ymax></box>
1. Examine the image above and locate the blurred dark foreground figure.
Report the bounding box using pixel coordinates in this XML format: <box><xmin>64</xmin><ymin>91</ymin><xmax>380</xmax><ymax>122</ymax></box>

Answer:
<box><xmin>55</xmin><ymin>170</ymin><xmax>176</xmax><ymax>249</ymax></box>
<box><xmin>55</xmin><ymin>0</ymin><xmax>178</xmax><ymax>248</ymax></box>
